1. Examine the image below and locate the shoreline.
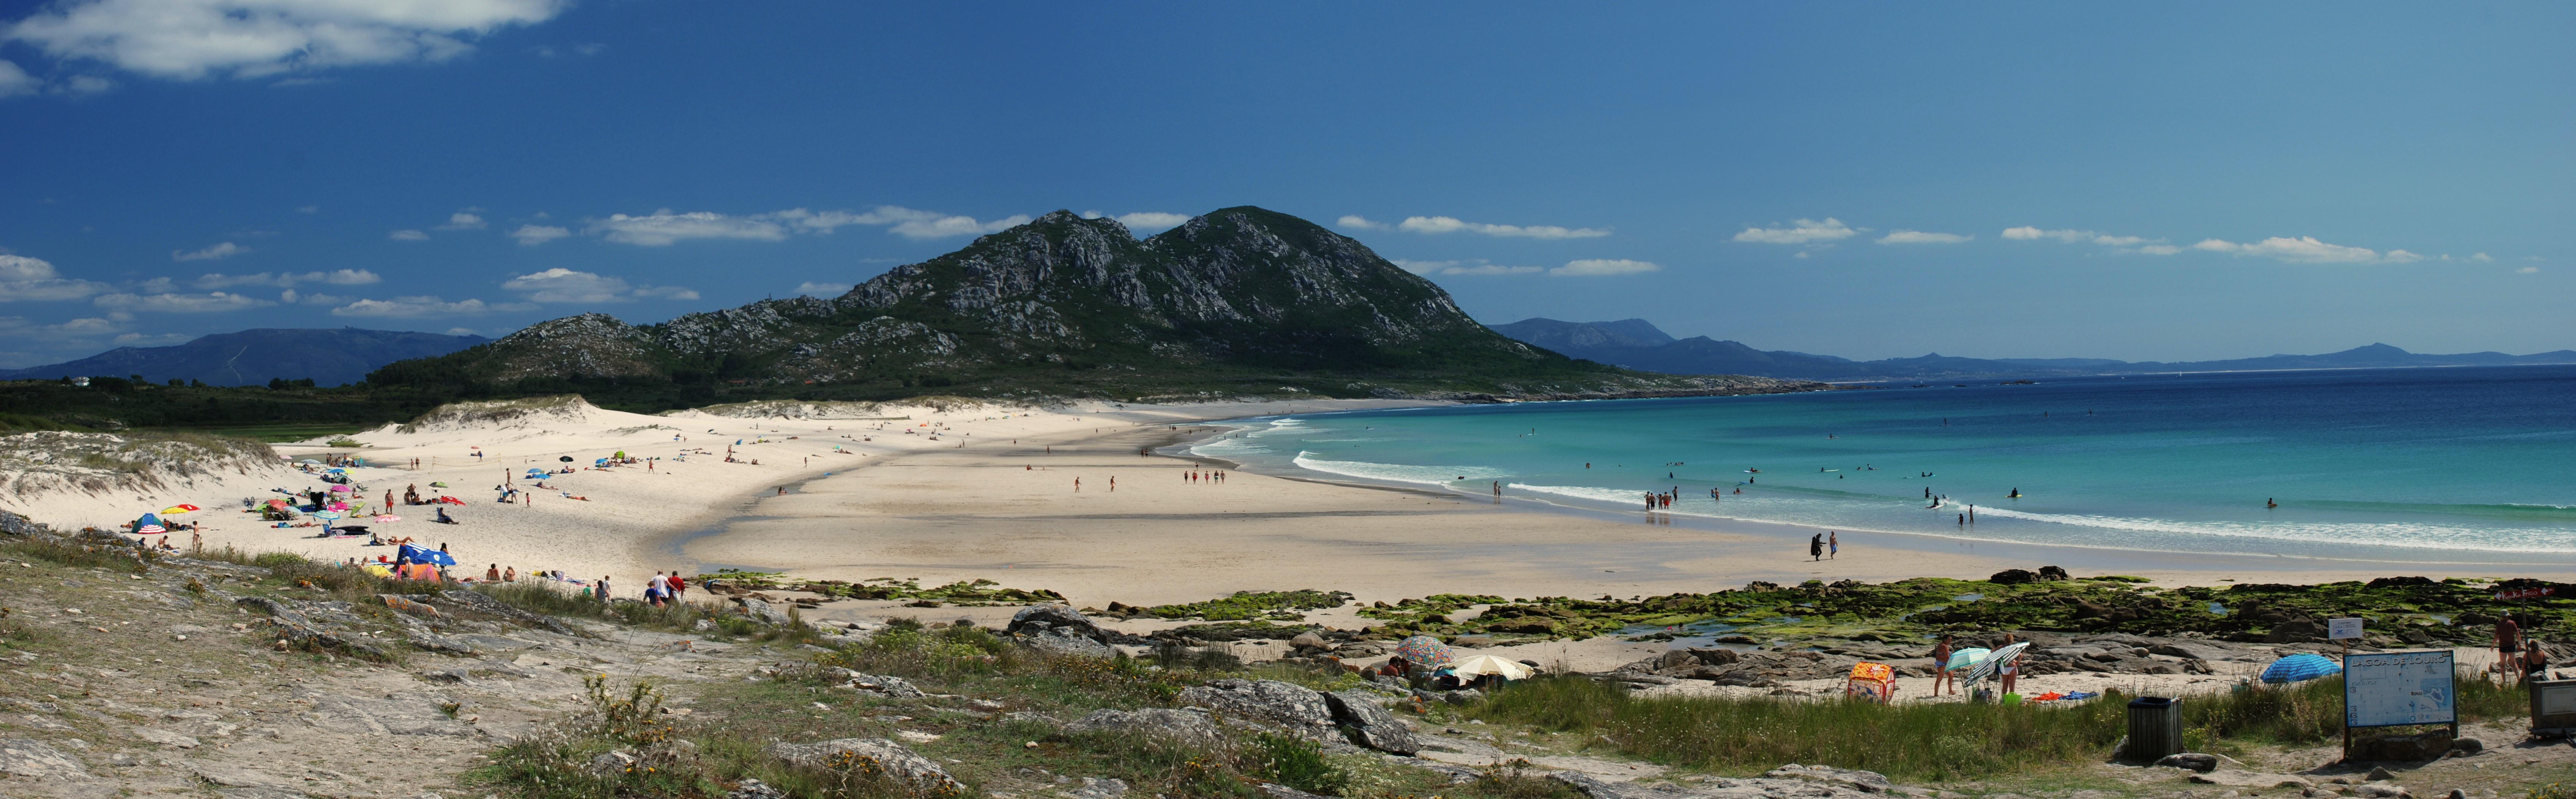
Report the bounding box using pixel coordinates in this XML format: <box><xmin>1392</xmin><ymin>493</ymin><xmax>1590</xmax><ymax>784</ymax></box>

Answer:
<box><xmin>1154</xmin><ymin>410</ymin><xmax>2576</xmax><ymax>577</ymax></box>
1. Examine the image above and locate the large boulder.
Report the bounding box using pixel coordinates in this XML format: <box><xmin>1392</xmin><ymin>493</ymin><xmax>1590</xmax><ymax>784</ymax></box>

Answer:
<box><xmin>2266</xmin><ymin>618</ymin><xmax>2326</xmax><ymax>643</ymax></box>
<box><xmin>1989</xmin><ymin>569</ymin><xmax>2039</xmax><ymax>585</ymax></box>
<box><xmin>1062</xmin><ymin>708</ymin><xmax>1224</xmax><ymax>748</ymax></box>
<box><xmin>766</xmin><ymin>738</ymin><xmax>962</xmax><ymax>794</ymax></box>
<box><xmin>1176</xmin><ymin>679</ymin><xmax>1335</xmax><ymax>735</ymax></box>
<box><xmin>733</xmin><ymin>597</ymin><xmax>792</xmax><ymax>626</ymax></box>
<box><xmin>1322</xmin><ymin>690</ymin><xmax>1418</xmax><ymax>755</ymax></box>
<box><xmin>1010</xmin><ymin>604</ymin><xmax>1114</xmax><ymax>658</ymax></box>
<box><xmin>1762</xmin><ymin>764</ymin><xmax>1893</xmax><ymax>793</ymax></box>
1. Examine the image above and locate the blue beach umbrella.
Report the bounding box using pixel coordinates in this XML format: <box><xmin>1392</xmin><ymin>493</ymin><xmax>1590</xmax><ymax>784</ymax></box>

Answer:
<box><xmin>2260</xmin><ymin>653</ymin><xmax>2342</xmax><ymax>684</ymax></box>
<box><xmin>399</xmin><ymin>544</ymin><xmax>457</xmax><ymax>567</ymax></box>
<box><xmin>1943</xmin><ymin>647</ymin><xmax>1991</xmax><ymax>673</ymax></box>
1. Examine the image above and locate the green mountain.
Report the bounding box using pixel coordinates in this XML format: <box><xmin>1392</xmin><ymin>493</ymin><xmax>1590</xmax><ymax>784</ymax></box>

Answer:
<box><xmin>371</xmin><ymin>207</ymin><xmax>1813</xmax><ymax>408</ymax></box>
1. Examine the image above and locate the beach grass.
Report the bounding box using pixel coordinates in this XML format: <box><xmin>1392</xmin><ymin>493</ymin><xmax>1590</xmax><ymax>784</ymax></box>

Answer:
<box><xmin>1469</xmin><ymin>672</ymin><xmax>2532</xmax><ymax>782</ymax></box>
<box><xmin>172</xmin><ymin>422</ymin><xmax>367</xmax><ymax>443</ymax></box>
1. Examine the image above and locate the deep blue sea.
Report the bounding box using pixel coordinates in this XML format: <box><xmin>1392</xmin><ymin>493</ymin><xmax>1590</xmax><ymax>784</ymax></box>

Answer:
<box><xmin>1192</xmin><ymin>365</ymin><xmax>2576</xmax><ymax>562</ymax></box>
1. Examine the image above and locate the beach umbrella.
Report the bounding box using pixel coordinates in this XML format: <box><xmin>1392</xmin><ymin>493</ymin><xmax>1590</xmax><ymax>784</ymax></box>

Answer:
<box><xmin>1393</xmin><ymin>635</ymin><xmax>1457</xmax><ymax>669</ymax></box>
<box><xmin>373</xmin><ymin>514</ymin><xmax>401</xmax><ymax>522</ymax></box>
<box><xmin>329</xmin><ymin>485</ymin><xmax>352</xmax><ymax>493</ymax></box>
<box><xmin>135</xmin><ymin>524</ymin><xmax>166</xmax><ymax>534</ymax></box>
<box><xmin>558</xmin><ymin>456</ymin><xmax>574</xmax><ymax>462</ymax></box>
<box><xmin>399</xmin><ymin>544</ymin><xmax>456</xmax><ymax>566</ymax></box>
<box><xmin>1943</xmin><ymin>647</ymin><xmax>1992</xmax><ymax>673</ymax></box>
<box><xmin>266</xmin><ymin>499</ymin><xmax>288</xmax><ymax>508</ymax></box>
<box><xmin>324</xmin><ymin>468</ymin><xmax>346</xmax><ymax>474</ymax></box>
<box><xmin>1961</xmin><ymin>641</ymin><xmax>2031</xmax><ymax>684</ymax></box>
<box><xmin>313</xmin><ymin>510</ymin><xmax>342</xmax><ymax>521</ymax></box>
<box><xmin>161</xmin><ymin>504</ymin><xmax>200</xmax><ymax>514</ymax></box>
<box><xmin>2260</xmin><ymin>653</ymin><xmax>2342</xmax><ymax>684</ymax></box>
<box><xmin>1449</xmin><ymin>654</ymin><xmax>1535</xmax><ymax>680</ymax></box>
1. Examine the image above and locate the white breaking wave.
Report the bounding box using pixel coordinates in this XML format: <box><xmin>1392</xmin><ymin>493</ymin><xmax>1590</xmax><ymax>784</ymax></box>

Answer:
<box><xmin>1292</xmin><ymin>453</ymin><xmax>1509</xmax><ymax>487</ymax></box>
<box><xmin>1965</xmin><ymin>505</ymin><xmax>2576</xmax><ymax>554</ymax></box>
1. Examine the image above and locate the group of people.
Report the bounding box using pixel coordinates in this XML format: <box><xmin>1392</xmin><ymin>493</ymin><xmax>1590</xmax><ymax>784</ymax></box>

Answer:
<box><xmin>1186</xmin><ymin>468</ymin><xmax>1225</xmax><ymax>483</ymax></box>
<box><xmin>2498</xmin><ymin>614</ymin><xmax>2555</xmax><ymax>684</ymax></box>
<box><xmin>1926</xmin><ymin>633</ymin><xmax>2020</xmax><ymax>696</ymax></box>
<box><xmin>1807</xmin><ymin>531</ymin><xmax>1840</xmax><ymax>560</ymax></box>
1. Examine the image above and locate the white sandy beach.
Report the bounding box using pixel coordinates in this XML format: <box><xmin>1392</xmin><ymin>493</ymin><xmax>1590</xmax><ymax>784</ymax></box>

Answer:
<box><xmin>9</xmin><ymin>394</ymin><xmax>2573</xmax><ymax>605</ymax></box>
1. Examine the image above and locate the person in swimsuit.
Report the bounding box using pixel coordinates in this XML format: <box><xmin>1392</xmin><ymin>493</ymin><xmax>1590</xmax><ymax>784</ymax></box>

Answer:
<box><xmin>1998</xmin><ymin>632</ymin><xmax>2021</xmax><ymax>695</ymax></box>
<box><xmin>1930</xmin><ymin>635</ymin><xmax>1957</xmax><ymax>696</ymax></box>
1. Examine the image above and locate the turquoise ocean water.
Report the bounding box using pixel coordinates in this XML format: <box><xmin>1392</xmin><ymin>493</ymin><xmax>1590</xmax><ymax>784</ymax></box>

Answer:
<box><xmin>1190</xmin><ymin>365</ymin><xmax>2576</xmax><ymax>563</ymax></box>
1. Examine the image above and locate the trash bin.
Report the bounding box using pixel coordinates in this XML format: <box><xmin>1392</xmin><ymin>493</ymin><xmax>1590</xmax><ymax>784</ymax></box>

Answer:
<box><xmin>2125</xmin><ymin>696</ymin><xmax>2184</xmax><ymax>762</ymax></box>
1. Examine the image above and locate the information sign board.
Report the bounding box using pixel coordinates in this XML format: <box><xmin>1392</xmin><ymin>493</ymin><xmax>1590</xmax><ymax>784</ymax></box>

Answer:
<box><xmin>2327</xmin><ymin>618</ymin><xmax>2363</xmax><ymax>640</ymax></box>
<box><xmin>2345</xmin><ymin>649</ymin><xmax>2455</xmax><ymax>728</ymax></box>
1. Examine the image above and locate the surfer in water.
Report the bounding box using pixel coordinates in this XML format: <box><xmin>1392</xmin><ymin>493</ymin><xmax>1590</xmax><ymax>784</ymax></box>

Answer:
<box><xmin>2267</xmin><ymin>498</ymin><xmax>2277</xmax><ymax>509</ymax></box>
<box><xmin>2009</xmin><ymin>488</ymin><xmax>2020</xmax><ymax>498</ymax></box>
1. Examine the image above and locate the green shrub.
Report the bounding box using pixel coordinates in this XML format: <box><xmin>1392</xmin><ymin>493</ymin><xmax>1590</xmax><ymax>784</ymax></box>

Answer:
<box><xmin>1248</xmin><ymin>733</ymin><xmax>1346</xmax><ymax>796</ymax></box>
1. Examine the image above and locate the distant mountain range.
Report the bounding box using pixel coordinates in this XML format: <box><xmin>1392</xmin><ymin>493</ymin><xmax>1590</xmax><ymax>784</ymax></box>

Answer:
<box><xmin>0</xmin><ymin>328</ymin><xmax>489</xmax><ymax>387</ymax></box>
<box><xmin>363</xmin><ymin>208</ymin><xmax>1808</xmax><ymax>406</ymax></box>
<box><xmin>1489</xmin><ymin>318</ymin><xmax>2576</xmax><ymax>381</ymax></box>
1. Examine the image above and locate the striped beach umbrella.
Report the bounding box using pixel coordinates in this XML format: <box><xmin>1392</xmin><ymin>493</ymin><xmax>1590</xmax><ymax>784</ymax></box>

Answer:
<box><xmin>161</xmin><ymin>504</ymin><xmax>200</xmax><ymax>514</ymax></box>
<box><xmin>1962</xmin><ymin>641</ymin><xmax>2030</xmax><ymax>684</ymax></box>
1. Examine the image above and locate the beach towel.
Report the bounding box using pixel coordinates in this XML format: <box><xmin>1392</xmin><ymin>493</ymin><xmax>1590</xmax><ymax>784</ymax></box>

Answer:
<box><xmin>1848</xmin><ymin>662</ymin><xmax>1894</xmax><ymax>682</ymax></box>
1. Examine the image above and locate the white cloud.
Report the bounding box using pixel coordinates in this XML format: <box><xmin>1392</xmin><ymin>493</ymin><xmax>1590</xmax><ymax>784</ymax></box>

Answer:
<box><xmin>1336</xmin><ymin>215</ymin><xmax>1388</xmax><ymax>231</ymax></box>
<box><xmin>2191</xmin><ymin>236</ymin><xmax>2412</xmax><ymax>264</ymax></box>
<box><xmin>1793</xmin><ymin>251</ymin><xmax>1811</xmax><ymax>259</ymax></box>
<box><xmin>508</xmin><ymin>224</ymin><xmax>569</xmax><ymax>246</ymax></box>
<box><xmin>436</xmin><ymin>212</ymin><xmax>486</xmax><ymax>230</ymax></box>
<box><xmin>782</xmin><ymin>206</ymin><xmax>1030</xmax><ymax>239</ymax></box>
<box><xmin>1391</xmin><ymin>259</ymin><xmax>1544</xmax><ymax>276</ymax></box>
<box><xmin>1733</xmin><ymin>218</ymin><xmax>1856</xmax><ymax>245</ymax></box>
<box><xmin>0</xmin><ymin>254</ymin><xmax>111</xmax><ymax>301</ymax></box>
<box><xmin>1877</xmin><ymin>230</ymin><xmax>1971</xmax><ymax>245</ymax></box>
<box><xmin>795</xmin><ymin>281</ymin><xmax>849</xmax><ymax>297</ymax></box>
<box><xmin>445</xmin><ymin>326</ymin><xmax>478</xmax><ymax>336</ymax></box>
<box><xmin>502</xmin><ymin>268</ymin><xmax>697</xmax><ymax>303</ymax></box>
<box><xmin>388</xmin><ymin>229</ymin><xmax>429</xmax><ymax>241</ymax></box>
<box><xmin>330</xmin><ymin>296</ymin><xmax>529</xmax><ymax>318</ymax></box>
<box><xmin>1550</xmin><ymin>259</ymin><xmax>1661</xmax><ymax>276</ymax></box>
<box><xmin>92</xmin><ymin>290</ymin><xmax>271</xmax><ymax>312</ymax></box>
<box><xmin>1394</xmin><ymin>215</ymin><xmax>1610</xmax><ymax>239</ymax></box>
<box><xmin>2518</xmin><ymin>266</ymin><xmax>2541</xmax><ymax>274</ymax></box>
<box><xmin>171</xmin><ymin>241</ymin><xmax>248</xmax><ymax>261</ymax></box>
<box><xmin>192</xmin><ymin>269</ymin><xmax>378</xmax><ymax>289</ymax></box>
<box><xmin>2002</xmin><ymin>226</ymin><xmax>2096</xmax><ymax>242</ymax></box>
<box><xmin>2134</xmin><ymin>244</ymin><xmax>2182</xmax><ymax>256</ymax></box>
<box><xmin>590</xmin><ymin>210</ymin><xmax>788</xmax><ymax>246</ymax></box>
<box><xmin>1080</xmin><ymin>211</ymin><xmax>1192</xmax><ymax>231</ymax></box>
<box><xmin>0</xmin><ymin>60</ymin><xmax>37</xmax><ymax>97</ymax></box>
<box><xmin>2471</xmin><ymin>253</ymin><xmax>2493</xmax><ymax>262</ymax></box>
<box><xmin>63</xmin><ymin>74</ymin><xmax>111</xmax><ymax>94</ymax></box>
<box><xmin>113</xmin><ymin>331</ymin><xmax>189</xmax><ymax>345</ymax></box>
<box><xmin>6</xmin><ymin>0</ymin><xmax>570</xmax><ymax>81</ymax></box>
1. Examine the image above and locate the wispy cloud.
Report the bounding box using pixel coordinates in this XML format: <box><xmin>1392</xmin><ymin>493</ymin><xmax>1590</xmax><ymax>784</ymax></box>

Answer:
<box><xmin>171</xmin><ymin>241</ymin><xmax>248</xmax><ymax>261</ymax></box>
<box><xmin>502</xmin><ymin>268</ymin><xmax>697</xmax><ymax>302</ymax></box>
<box><xmin>1340</xmin><ymin>214</ymin><xmax>1608</xmax><ymax>239</ymax></box>
<box><xmin>389</xmin><ymin>229</ymin><xmax>429</xmax><ymax>241</ymax></box>
<box><xmin>1877</xmin><ymin>230</ymin><xmax>1971</xmax><ymax>245</ymax></box>
<box><xmin>0</xmin><ymin>254</ymin><xmax>111</xmax><ymax>301</ymax></box>
<box><xmin>1733</xmin><ymin>218</ymin><xmax>1857</xmax><ymax>245</ymax></box>
<box><xmin>436</xmin><ymin>212</ymin><xmax>486</xmax><ymax>230</ymax></box>
<box><xmin>5</xmin><ymin>0</ymin><xmax>571</xmax><ymax>83</ymax></box>
<box><xmin>795</xmin><ymin>281</ymin><xmax>850</xmax><ymax>297</ymax></box>
<box><xmin>330</xmin><ymin>296</ymin><xmax>532</xmax><ymax>318</ymax></box>
<box><xmin>772</xmin><ymin>206</ymin><xmax>1031</xmax><ymax>239</ymax></box>
<box><xmin>1551</xmin><ymin>259</ymin><xmax>1661</xmax><ymax>276</ymax></box>
<box><xmin>2001</xmin><ymin>225</ymin><xmax>2178</xmax><ymax>255</ymax></box>
<box><xmin>509</xmin><ymin>224</ymin><xmax>570</xmax><ymax>246</ymax></box>
<box><xmin>0</xmin><ymin>61</ymin><xmax>37</xmax><ymax>97</ymax></box>
<box><xmin>589</xmin><ymin>210</ymin><xmax>788</xmax><ymax>246</ymax></box>
<box><xmin>2519</xmin><ymin>266</ymin><xmax>2542</xmax><ymax>274</ymax></box>
<box><xmin>92</xmin><ymin>290</ymin><xmax>272</xmax><ymax>312</ymax></box>
<box><xmin>1080</xmin><ymin>211</ymin><xmax>1191</xmax><ymax>231</ymax></box>
<box><xmin>2191</xmin><ymin>236</ymin><xmax>2420</xmax><ymax>264</ymax></box>
<box><xmin>192</xmin><ymin>269</ymin><xmax>379</xmax><ymax>288</ymax></box>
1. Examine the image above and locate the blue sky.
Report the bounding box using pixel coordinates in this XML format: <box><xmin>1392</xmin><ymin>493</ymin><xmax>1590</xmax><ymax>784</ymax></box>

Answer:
<box><xmin>2</xmin><ymin>2</ymin><xmax>2568</xmax><ymax>367</ymax></box>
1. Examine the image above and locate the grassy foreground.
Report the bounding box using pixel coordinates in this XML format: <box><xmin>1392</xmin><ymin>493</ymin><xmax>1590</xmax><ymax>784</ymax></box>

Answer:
<box><xmin>1472</xmin><ymin>673</ymin><xmax>2531</xmax><ymax>782</ymax></box>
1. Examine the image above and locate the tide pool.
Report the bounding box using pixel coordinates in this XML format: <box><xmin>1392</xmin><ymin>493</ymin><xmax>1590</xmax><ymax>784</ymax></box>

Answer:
<box><xmin>1192</xmin><ymin>365</ymin><xmax>2576</xmax><ymax>562</ymax></box>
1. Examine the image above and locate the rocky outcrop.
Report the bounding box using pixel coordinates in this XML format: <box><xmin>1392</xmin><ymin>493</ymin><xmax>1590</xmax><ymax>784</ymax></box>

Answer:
<box><xmin>1061</xmin><ymin>708</ymin><xmax>1225</xmax><ymax>747</ymax></box>
<box><xmin>1008</xmin><ymin>604</ymin><xmax>1114</xmax><ymax>658</ymax></box>
<box><xmin>1322</xmin><ymin>690</ymin><xmax>1418</xmax><ymax>754</ymax></box>
<box><xmin>0</xmin><ymin>738</ymin><xmax>91</xmax><ymax>779</ymax></box>
<box><xmin>766</xmin><ymin>737</ymin><xmax>963</xmax><ymax>794</ymax></box>
<box><xmin>1175</xmin><ymin>679</ymin><xmax>1337</xmax><ymax>735</ymax></box>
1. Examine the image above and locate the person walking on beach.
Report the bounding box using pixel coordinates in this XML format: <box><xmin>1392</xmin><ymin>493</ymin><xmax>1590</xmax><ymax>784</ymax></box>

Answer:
<box><xmin>1930</xmin><ymin>635</ymin><xmax>1957</xmax><ymax>696</ymax></box>
<box><xmin>1829</xmin><ymin>532</ymin><xmax>1838</xmax><ymax>559</ymax></box>
<box><xmin>1809</xmin><ymin>534</ymin><xmax>1823</xmax><ymax>561</ymax></box>
<box><xmin>2498</xmin><ymin>614</ymin><xmax>2523</xmax><ymax>684</ymax></box>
